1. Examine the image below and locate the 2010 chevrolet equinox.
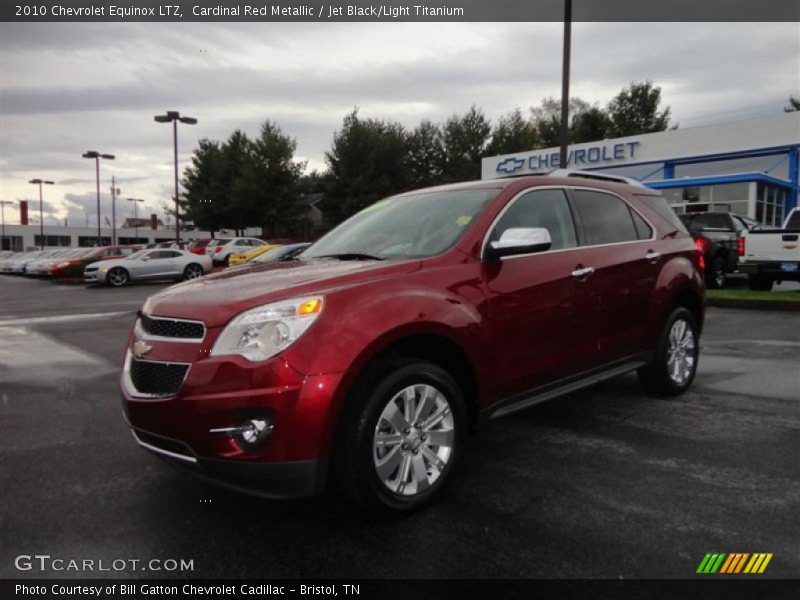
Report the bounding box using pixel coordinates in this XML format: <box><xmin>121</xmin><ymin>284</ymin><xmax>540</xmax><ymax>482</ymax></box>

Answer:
<box><xmin>122</xmin><ymin>171</ymin><xmax>704</xmax><ymax>513</ymax></box>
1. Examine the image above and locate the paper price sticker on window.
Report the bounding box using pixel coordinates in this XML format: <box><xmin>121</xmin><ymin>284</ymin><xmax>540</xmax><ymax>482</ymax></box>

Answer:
<box><xmin>456</xmin><ymin>216</ymin><xmax>472</xmax><ymax>226</ymax></box>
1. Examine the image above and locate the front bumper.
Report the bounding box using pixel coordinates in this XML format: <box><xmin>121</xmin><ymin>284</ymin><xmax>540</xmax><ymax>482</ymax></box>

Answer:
<box><xmin>84</xmin><ymin>269</ymin><xmax>108</xmax><ymax>283</ymax></box>
<box><xmin>739</xmin><ymin>260</ymin><xmax>800</xmax><ymax>281</ymax></box>
<box><xmin>131</xmin><ymin>428</ymin><xmax>328</xmax><ymax>498</ymax></box>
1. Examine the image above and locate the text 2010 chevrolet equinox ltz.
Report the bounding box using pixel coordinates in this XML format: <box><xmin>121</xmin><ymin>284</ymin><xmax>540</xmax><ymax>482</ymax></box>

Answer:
<box><xmin>122</xmin><ymin>172</ymin><xmax>704</xmax><ymax>513</ymax></box>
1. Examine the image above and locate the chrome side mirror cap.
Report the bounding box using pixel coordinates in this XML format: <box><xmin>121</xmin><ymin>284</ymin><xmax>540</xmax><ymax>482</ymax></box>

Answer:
<box><xmin>487</xmin><ymin>227</ymin><xmax>552</xmax><ymax>259</ymax></box>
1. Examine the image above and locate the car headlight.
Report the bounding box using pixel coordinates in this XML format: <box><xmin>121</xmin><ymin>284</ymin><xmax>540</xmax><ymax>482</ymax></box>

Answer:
<box><xmin>211</xmin><ymin>296</ymin><xmax>324</xmax><ymax>362</ymax></box>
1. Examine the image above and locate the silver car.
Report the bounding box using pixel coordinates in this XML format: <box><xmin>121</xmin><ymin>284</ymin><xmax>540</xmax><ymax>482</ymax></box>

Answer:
<box><xmin>84</xmin><ymin>248</ymin><xmax>213</xmax><ymax>287</ymax></box>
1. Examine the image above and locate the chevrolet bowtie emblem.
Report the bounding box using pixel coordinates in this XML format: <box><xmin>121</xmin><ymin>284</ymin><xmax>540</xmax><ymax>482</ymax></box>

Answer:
<box><xmin>132</xmin><ymin>340</ymin><xmax>153</xmax><ymax>359</ymax></box>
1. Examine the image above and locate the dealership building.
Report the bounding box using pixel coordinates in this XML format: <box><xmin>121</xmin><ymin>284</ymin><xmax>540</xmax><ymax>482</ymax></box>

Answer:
<box><xmin>482</xmin><ymin>112</ymin><xmax>800</xmax><ymax>227</ymax></box>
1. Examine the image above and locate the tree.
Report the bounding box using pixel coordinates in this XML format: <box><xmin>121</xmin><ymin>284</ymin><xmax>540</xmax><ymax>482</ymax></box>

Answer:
<box><xmin>235</xmin><ymin>121</ymin><xmax>305</xmax><ymax>237</ymax></box>
<box><xmin>785</xmin><ymin>95</ymin><xmax>800</xmax><ymax>112</ymax></box>
<box><xmin>486</xmin><ymin>107</ymin><xmax>539</xmax><ymax>156</ymax></box>
<box><xmin>325</xmin><ymin>109</ymin><xmax>409</xmax><ymax>220</ymax></box>
<box><xmin>530</xmin><ymin>97</ymin><xmax>592</xmax><ymax>149</ymax></box>
<box><xmin>221</xmin><ymin>130</ymin><xmax>257</xmax><ymax>235</ymax></box>
<box><xmin>441</xmin><ymin>105</ymin><xmax>492</xmax><ymax>182</ymax></box>
<box><xmin>406</xmin><ymin>119</ymin><xmax>445</xmax><ymax>188</ymax></box>
<box><xmin>181</xmin><ymin>138</ymin><xmax>229</xmax><ymax>235</ymax></box>
<box><xmin>571</xmin><ymin>106</ymin><xmax>611</xmax><ymax>144</ymax></box>
<box><xmin>606</xmin><ymin>80</ymin><xmax>671</xmax><ymax>137</ymax></box>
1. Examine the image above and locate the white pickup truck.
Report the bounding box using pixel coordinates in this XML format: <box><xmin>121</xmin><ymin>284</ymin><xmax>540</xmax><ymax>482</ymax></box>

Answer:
<box><xmin>739</xmin><ymin>207</ymin><xmax>800</xmax><ymax>290</ymax></box>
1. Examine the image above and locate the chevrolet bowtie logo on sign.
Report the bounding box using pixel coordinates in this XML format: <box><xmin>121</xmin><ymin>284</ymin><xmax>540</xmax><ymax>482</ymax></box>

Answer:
<box><xmin>696</xmin><ymin>552</ymin><xmax>773</xmax><ymax>574</ymax></box>
<box><xmin>495</xmin><ymin>157</ymin><xmax>525</xmax><ymax>174</ymax></box>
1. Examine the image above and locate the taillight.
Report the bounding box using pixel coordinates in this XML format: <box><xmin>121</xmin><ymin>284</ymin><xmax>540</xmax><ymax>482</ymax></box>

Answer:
<box><xmin>693</xmin><ymin>238</ymin><xmax>706</xmax><ymax>270</ymax></box>
<box><xmin>737</xmin><ymin>236</ymin><xmax>745</xmax><ymax>256</ymax></box>
<box><xmin>215</xmin><ymin>246</ymin><xmax>223</xmax><ymax>253</ymax></box>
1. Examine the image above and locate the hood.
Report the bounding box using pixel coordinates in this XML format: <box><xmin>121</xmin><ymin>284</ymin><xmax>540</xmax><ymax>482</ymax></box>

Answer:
<box><xmin>143</xmin><ymin>258</ymin><xmax>421</xmax><ymax>327</ymax></box>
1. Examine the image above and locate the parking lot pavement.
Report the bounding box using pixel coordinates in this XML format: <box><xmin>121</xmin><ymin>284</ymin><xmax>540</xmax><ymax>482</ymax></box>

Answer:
<box><xmin>1</xmin><ymin>277</ymin><xmax>798</xmax><ymax>579</ymax></box>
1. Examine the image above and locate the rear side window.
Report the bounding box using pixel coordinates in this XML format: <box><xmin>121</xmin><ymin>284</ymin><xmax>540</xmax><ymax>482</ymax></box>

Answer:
<box><xmin>491</xmin><ymin>189</ymin><xmax>577</xmax><ymax>250</ymax></box>
<box><xmin>636</xmin><ymin>194</ymin><xmax>688</xmax><ymax>234</ymax></box>
<box><xmin>572</xmin><ymin>190</ymin><xmax>639</xmax><ymax>245</ymax></box>
<box><xmin>786</xmin><ymin>210</ymin><xmax>800</xmax><ymax>229</ymax></box>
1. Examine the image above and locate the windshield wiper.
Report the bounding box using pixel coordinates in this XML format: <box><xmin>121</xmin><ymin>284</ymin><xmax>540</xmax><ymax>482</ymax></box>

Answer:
<box><xmin>315</xmin><ymin>252</ymin><xmax>386</xmax><ymax>261</ymax></box>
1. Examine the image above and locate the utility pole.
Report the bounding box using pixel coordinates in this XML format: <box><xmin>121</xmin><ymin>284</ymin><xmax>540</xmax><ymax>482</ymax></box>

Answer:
<box><xmin>110</xmin><ymin>177</ymin><xmax>120</xmax><ymax>245</ymax></box>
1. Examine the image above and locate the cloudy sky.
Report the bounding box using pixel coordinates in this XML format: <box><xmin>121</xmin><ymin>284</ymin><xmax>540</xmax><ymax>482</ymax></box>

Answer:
<box><xmin>1</xmin><ymin>21</ymin><xmax>798</xmax><ymax>227</ymax></box>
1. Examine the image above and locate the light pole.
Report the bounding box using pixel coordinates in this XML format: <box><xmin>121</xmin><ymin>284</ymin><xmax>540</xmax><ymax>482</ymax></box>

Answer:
<box><xmin>558</xmin><ymin>0</ymin><xmax>572</xmax><ymax>168</ymax></box>
<box><xmin>0</xmin><ymin>200</ymin><xmax>15</xmax><ymax>250</ymax></box>
<box><xmin>110</xmin><ymin>176</ymin><xmax>120</xmax><ymax>245</ymax></box>
<box><xmin>82</xmin><ymin>151</ymin><xmax>115</xmax><ymax>245</ymax></box>
<box><xmin>29</xmin><ymin>179</ymin><xmax>54</xmax><ymax>249</ymax></box>
<box><xmin>127</xmin><ymin>198</ymin><xmax>144</xmax><ymax>241</ymax></box>
<box><xmin>154</xmin><ymin>111</ymin><xmax>197</xmax><ymax>243</ymax></box>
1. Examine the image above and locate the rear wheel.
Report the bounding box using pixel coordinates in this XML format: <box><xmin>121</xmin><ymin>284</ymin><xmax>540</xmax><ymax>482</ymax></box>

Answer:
<box><xmin>638</xmin><ymin>307</ymin><xmax>699</xmax><ymax>397</ymax></box>
<box><xmin>335</xmin><ymin>360</ymin><xmax>466</xmax><ymax>514</ymax></box>
<box><xmin>183</xmin><ymin>263</ymin><xmax>204</xmax><ymax>280</ymax></box>
<box><xmin>107</xmin><ymin>267</ymin><xmax>129</xmax><ymax>287</ymax></box>
<box><xmin>748</xmin><ymin>274</ymin><xmax>773</xmax><ymax>291</ymax></box>
<box><xmin>705</xmin><ymin>256</ymin><xmax>726</xmax><ymax>289</ymax></box>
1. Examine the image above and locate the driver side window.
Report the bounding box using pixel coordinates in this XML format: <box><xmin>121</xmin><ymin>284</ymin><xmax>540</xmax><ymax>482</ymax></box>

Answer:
<box><xmin>491</xmin><ymin>189</ymin><xmax>577</xmax><ymax>251</ymax></box>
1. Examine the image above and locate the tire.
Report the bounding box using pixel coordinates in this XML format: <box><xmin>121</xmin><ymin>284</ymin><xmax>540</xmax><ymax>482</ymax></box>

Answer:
<box><xmin>183</xmin><ymin>263</ymin><xmax>204</xmax><ymax>281</ymax></box>
<box><xmin>334</xmin><ymin>360</ymin><xmax>466</xmax><ymax>514</ymax></box>
<box><xmin>705</xmin><ymin>256</ymin><xmax>726</xmax><ymax>289</ymax></box>
<box><xmin>638</xmin><ymin>307</ymin><xmax>700</xmax><ymax>397</ymax></box>
<box><xmin>107</xmin><ymin>267</ymin><xmax>129</xmax><ymax>287</ymax></box>
<box><xmin>748</xmin><ymin>274</ymin><xmax>773</xmax><ymax>291</ymax></box>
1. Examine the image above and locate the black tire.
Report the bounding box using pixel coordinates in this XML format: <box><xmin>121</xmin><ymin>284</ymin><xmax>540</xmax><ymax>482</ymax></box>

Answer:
<box><xmin>334</xmin><ymin>360</ymin><xmax>466</xmax><ymax>514</ymax></box>
<box><xmin>638</xmin><ymin>307</ymin><xmax>700</xmax><ymax>397</ymax></box>
<box><xmin>106</xmin><ymin>267</ymin><xmax>129</xmax><ymax>287</ymax></box>
<box><xmin>748</xmin><ymin>274</ymin><xmax>773</xmax><ymax>292</ymax></box>
<box><xmin>705</xmin><ymin>256</ymin><xmax>726</xmax><ymax>289</ymax></box>
<box><xmin>183</xmin><ymin>263</ymin><xmax>204</xmax><ymax>281</ymax></box>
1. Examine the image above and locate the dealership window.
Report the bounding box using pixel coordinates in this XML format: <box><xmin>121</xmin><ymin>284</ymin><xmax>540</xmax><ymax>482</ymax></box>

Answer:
<box><xmin>78</xmin><ymin>236</ymin><xmax>112</xmax><ymax>247</ymax></box>
<box><xmin>1</xmin><ymin>235</ymin><xmax>24</xmax><ymax>251</ymax></box>
<box><xmin>34</xmin><ymin>235</ymin><xmax>71</xmax><ymax>247</ymax></box>
<box><xmin>118</xmin><ymin>237</ymin><xmax>149</xmax><ymax>245</ymax></box>
<box><xmin>755</xmin><ymin>183</ymin><xmax>787</xmax><ymax>227</ymax></box>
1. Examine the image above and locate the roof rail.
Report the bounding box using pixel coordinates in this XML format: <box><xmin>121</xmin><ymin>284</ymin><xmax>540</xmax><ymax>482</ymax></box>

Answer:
<box><xmin>495</xmin><ymin>168</ymin><xmax>648</xmax><ymax>188</ymax></box>
<box><xmin>548</xmin><ymin>169</ymin><xmax>649</xmax><ymax>188</ymax></box>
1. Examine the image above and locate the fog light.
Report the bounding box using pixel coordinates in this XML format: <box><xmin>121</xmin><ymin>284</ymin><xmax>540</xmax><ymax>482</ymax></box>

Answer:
<box><xmin>209</xmin><ymin>418</ymin><xmax>273</xmax><ymax>450</ymax></box>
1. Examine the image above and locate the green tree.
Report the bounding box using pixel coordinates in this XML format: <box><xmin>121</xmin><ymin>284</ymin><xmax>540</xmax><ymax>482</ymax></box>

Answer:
<box><xmin>486</xmin><ymin>107</ymin><xmax>539</xmax><ymax>156</ymax></box>
<box><xmin>530</xmin><ymin>97</ymin><xmax>592</xmax><ymax>149</ymax></box>
<box><xmin>221</xmin><ymin>129</ymin><xmax>257</xmax><ymax>235</ymax></box>
<box><xmin>606</xmin><ymin>80</ymin><xmax>671</xmax><ymax>137</ymax></box>
<box><xmin>181</xmin><ymin>138</ymin><xmax>230</xmax><ymax>235</ymax></box>
<box><xmin>785</xmin><ymin>95</ymin><xmax>800</xmax><ymax>112</ymax></box>
<box><xmin>325</xmin><ymin>108</ymin><xmax>409</xmax><ymax>220</ymax></box>
<box><xmin>406</xmin><ymin>119</ymin><xmax>445</xmax><ymax>188</ymax></box>
<box><xmin>236</xmin><ymin>121</ymin><xmax>305</xmax><ymax>237</ymax></box>
<box><xmin>441</xmin><ymin>105</ymin><xmax>492</xmax><ymax>182</ymax></box>
<box><xmin>571</xmin><ymin>106</ymin><xmax>611</xmax><ymax>144</ymax></box>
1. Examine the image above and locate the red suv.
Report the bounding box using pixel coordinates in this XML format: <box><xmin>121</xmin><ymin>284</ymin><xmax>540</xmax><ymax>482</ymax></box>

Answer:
<box><xmin>123</xmin><ymin>172</ymin><xmax>704</xmax><ymax>512</ymax></box>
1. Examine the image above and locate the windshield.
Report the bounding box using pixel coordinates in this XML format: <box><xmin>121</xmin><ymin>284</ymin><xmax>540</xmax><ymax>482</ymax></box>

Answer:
<box><xmin>126</xmin><ymin>249</ymin><xmax>150</xmax><ymax>260</ymax></box>
<box><xmin>303</xmin><ymin>189</ymin><xmax>496</xmax><ymax>260</ymax></box>
<box><xmin>251</xmin><ymin>245</ymin><xmax>289</xmax><ymax>263</ymax></box>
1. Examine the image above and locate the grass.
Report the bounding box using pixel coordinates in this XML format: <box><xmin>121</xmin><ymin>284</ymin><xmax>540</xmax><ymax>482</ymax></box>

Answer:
<box><xmin>707</xmin><ymin>289</ymin><xmax>800</xmax><ymax>303</ymax></box>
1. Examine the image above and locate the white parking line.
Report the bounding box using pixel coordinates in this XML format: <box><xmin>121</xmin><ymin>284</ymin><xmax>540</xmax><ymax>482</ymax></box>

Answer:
<box><xmin>0</xmin><ymin>311</ymin><xmax>133</xmax><ymax>326</ymax></box>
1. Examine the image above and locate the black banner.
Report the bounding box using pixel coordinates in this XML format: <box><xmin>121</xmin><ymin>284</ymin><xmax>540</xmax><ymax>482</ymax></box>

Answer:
<box><xmin>2</xmin><ymin>0</ymin><xmax>799</xmax><ymax>22</ymax></box>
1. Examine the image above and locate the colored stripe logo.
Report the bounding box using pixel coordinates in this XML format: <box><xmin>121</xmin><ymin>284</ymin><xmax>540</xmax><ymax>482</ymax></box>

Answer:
<box><xmin>697</xmin><ymin>553</ymin><xmax>773</xmax><ymax>574</ymax></box>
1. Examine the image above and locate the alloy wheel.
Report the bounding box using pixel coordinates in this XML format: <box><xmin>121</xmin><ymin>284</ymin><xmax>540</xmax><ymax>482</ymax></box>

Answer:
<box><xmin>185</xmin><ymin>265</ymin><xmax>203</xmax><ymax>279</ymax></box>
<box><xmin>108</xmin><ymin>268</ymin><xmax>128</xmax><ymax>287</ymax></box>
<box><xmin>373</xmin><ymin>384</ymin><xmax>455</xmax><ymax>497</ymax></box>
<box><xmin>666</xmin><ymin>318</ymin><xmax>696</xmax><ymax>385</ymax></box>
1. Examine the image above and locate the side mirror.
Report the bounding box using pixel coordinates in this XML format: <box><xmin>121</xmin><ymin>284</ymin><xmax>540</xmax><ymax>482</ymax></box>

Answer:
<box><xmin>141</xmin><ymin>256</ymin><xmax>151</xmax><ymax>262</ymax></box>
<box><xmin>486</xmin><ymin>227</ymin><xmax>552</xmax><ymax>260</ymax></box>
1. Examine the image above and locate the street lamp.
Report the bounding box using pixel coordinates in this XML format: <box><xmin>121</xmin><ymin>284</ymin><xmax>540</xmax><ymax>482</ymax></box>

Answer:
<box><xmin>558</xmin><ymin>0</ymin><xmax>572</xmax><ymax>168</ymax></box>
<box><xmin>127</xmin><ymin>198</ymin><xmax>144</xmax><ymax>241</ymax></box>
<box><xmin>154</xmin><ymin>111</ymin><xmax>197</xmax><ymax>243</ymax></box>
<box><xmin>82</xmin><ymin>151</ymin><xmax>115</xmax><ymax>245</ymax></box>
<box><xmin>0</xmin><ymin>200</ymin><xmax>15</xmax><ymax>250</ymax></box>
<box><xmin>29</xmin><ymin>179</ymin><xmax>54</xmax><ymax>249</ymax></box>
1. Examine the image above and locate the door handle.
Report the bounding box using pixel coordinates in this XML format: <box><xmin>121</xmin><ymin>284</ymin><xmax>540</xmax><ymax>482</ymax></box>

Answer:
<box><xmin>571</xmin><ymin>266</ymin><xmax>595</xmax><ymax>278</ymax></box>
<box><xmin>645</xmin><ymin>251</ymin><xmax>662</xmax><ymax>261</ymax></box>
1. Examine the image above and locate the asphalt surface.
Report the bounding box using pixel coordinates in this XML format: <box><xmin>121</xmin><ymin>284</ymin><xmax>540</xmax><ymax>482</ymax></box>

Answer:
<box><xmin>1</xmin><ymin>275</ymin><xmax>798</xmax><ymax>579</ymax></box>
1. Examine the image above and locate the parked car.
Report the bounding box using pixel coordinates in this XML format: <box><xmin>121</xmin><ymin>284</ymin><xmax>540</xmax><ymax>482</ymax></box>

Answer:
<box><xmin>3</xmin><ymin>250</ymin><xmax>49</xmax><ymax>274</ymax></box>
<box><xmin>249</xmin><ymin>242</ymin><xmax>311</xmax><ymax>264</ymax></box>
<box><xmin>738</xmin><ymin>207</ymin><xmax>800</xmax><ymax>291</ymax></box>
<box><xmin>0</xmin><ymin>251</ymin><xmax>25</xmax><ymax>273</ymax></box>
<box><xmin>678</xmin><ymin>211</ymin><xmax>763</xmax><ymax>289</ymax></box>
<box><xmin>187</xmin><ymin>239</ymin><xmax>212</xmax><ymax>255</ymax></box>
<box><xmin>228</xmin><ymin>243</ymin><xmax>280</xmax><ymax>266</ymax></box>
<box><xmin>122</xmin><ymin>171</ymin><xmax>704</xmax><ymax>513</ymax></box>
<box><xmin>85</xmin><ymin>248</ymin><xmax>213</xmax><ymax>286</ymax></box>
<box><xmin>50</xmin><ymin>245</ymin><xmax>140</xmax><ymax>279</ymax></box>
<box><xmin>25</xmin><ymin>248</ymin><xmax>80</xmax><ymax>276</ymax></box>
<box><xmin>206</xmin><ymin>237</ymin><xmax>266</xmax><ymax>266</ymax></box>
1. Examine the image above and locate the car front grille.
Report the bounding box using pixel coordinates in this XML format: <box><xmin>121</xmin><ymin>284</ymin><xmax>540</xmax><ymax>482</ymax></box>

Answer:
<box><xmin>139</xmin><ymin>313</ymin><xmax>204</xmax><ymax>340</ymax></box>
<box><xmin>129</xmin><ymin>358</ymin><xmax>189</xmax><ymax>396</ymax></box>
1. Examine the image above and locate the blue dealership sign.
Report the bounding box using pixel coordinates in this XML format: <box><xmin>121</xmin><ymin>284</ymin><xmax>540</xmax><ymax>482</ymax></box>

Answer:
<box><xmin>494</xmin><ymin>141</ymin><xmax>641</xmax><ymax>175</ymax></box>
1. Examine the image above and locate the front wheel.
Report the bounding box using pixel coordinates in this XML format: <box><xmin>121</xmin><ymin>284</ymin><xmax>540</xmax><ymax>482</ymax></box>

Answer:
<box><xmin>106</xmin><ymin>267</ymin><xmax>129</xmax><ymax>287</ymax></box>
<box><xmin>335</xmin><ymin>360</ymin><xmax>466</xmax><ymax>514</ymax></box>
<box><xmin>638</xmin><ymin>307</ymin><xmax>699</xmax><ymax>397</ymax></box>
<box><xmin>183</xmin><ymin>263</ymin><xmax>204</xmax><ymax>280</ymax></box>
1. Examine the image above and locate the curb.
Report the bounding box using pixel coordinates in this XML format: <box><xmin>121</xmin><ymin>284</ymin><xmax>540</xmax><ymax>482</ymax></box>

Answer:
<box><xmin>706</xmin><ymin>298</ymin><xmax>800</xmax><ymax>312</ymax></box>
